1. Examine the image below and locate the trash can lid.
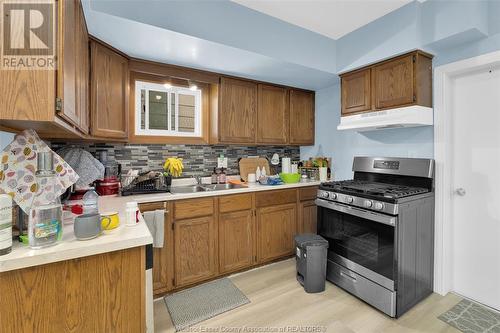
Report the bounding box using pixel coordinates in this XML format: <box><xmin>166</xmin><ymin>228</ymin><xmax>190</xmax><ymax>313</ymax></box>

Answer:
<box><xmin>294</xmin><ymin>233</ymin><xmax>329</xmax><ymax>247</ymax></box>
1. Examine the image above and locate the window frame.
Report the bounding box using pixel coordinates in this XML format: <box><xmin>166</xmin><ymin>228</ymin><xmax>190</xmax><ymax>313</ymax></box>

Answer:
<box><xmin>135</xmin><ymin>80</ymin><xmax>202</xmax><ymax>137</ymax></box>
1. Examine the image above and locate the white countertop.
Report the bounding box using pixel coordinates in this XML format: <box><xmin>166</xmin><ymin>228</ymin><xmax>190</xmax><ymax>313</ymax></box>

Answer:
<box><xmin>110</xmin><ymin>180</ymin><xmax>321</xmax><ymax>204</ymax></box>
<box><xmin>0</xmin><ymin>206</ymin><xmax>153</xmax><ymax>273</ymax></box>
<box><xmin>0</xmin><ymin>180</ymin><xmax>320</xmax><ymax>273</ymax></box>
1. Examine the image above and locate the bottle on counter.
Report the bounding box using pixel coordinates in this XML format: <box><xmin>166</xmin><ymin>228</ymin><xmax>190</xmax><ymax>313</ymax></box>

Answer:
<box><xmin>218</xmin><ymin>168</ymin><xmax>227</xmax><ymax>184</ymax></box>
<box><xmin>211</xmin><ymin>168</ymin><xmax>218</xmax><ymax>184</ymax></box>
<box><xmin>82</xmin><ymin>188</ymin><xmax>99</xmax><ymax>215</ymax></box>
<box><xmin>28</xmin><ymin>152</ymin><xmax>63</xmax><ymax>249</ymax></box>
<box><xmin>0</xmin><ymin>194</ymin><xmax>12</xmax><ymax>256</ymax></box>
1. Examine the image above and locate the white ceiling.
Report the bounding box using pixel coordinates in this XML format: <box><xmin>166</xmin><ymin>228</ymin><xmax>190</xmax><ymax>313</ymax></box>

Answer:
<box><xmin>231</xmin><ymin>0</ymin><xmax>413</xmax><ymax>40</ymax></box>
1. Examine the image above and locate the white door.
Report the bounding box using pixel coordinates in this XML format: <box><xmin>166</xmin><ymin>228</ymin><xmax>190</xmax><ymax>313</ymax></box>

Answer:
<box><xmin>451</xmin><ymin>65</ymin><xmax>500</xmax><ymax>310</ymax></box>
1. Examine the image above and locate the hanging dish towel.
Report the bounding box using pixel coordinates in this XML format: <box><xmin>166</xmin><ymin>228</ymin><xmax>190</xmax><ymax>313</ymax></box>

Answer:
<box><xmin>143</xmin><ymin>209</ymin><xmax>165</xmax><ymax>248</ymax></box>
<box><xmin>0</xmin><ymin>130</ymin><xmax>79</xmax><ymax>214</ymax></box>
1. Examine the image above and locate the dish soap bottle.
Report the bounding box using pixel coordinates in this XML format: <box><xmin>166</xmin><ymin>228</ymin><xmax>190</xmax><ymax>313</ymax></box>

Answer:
<box><xmin>28</xmin><ymin>152</ymin><xmax>63</xmax><ymax>249</ymax></box>
<box><xmin>211</xmin><ymin>168</ymin><xmax>218</xmax><ymax>184</ymax></box>
<box><xmin>218</xmin><ymin>168</ymin><xmax>227</xmax><ymax>184</ymax></box>
<box><xmin>0</xmin><ymin>194</ymin><xmax>12</xmax><ymax>256</ymax></box>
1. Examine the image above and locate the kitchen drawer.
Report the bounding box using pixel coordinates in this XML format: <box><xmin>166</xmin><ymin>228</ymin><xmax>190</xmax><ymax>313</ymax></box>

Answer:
<box><xmin>174</xmin><ymin>198</ymin><xmax>215</xmax><ymax>220</ymax></box>
<box><xmin>219</xmin><ymin>194</ymin><xmax>253</xmax><ymax>213</ymax></box>
<box><xmin>139</xmin><ymin>201</ymin><xmax>167</xmax><ymax>212</ymax></box>
<box><xmin>299</xmin><ymin>186</ymin><xmax>319</xmax><ymax>201</ymax></box>
<box><xmin>255</xmin><ymin>189</ymin><xmax>296</xmax><ymax>208</ymax></box>
<box><xmin>326</xmin><ymin>260</ymin><xmax>396</xmax><ymax>317</ymax></box>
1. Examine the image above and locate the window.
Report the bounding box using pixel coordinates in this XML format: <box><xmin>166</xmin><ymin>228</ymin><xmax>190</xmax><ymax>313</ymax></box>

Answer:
<box><xmin>135</xmin><ymin>81</ymin><xmax>202</xmax><ymax>136</ymax></box>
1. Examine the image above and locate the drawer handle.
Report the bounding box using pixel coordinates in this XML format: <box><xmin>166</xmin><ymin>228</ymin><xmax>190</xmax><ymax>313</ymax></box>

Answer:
<box><xmin>340</xmin><ymin>271</ymin><xmax>357</xmax><ymax>282</ymax></box>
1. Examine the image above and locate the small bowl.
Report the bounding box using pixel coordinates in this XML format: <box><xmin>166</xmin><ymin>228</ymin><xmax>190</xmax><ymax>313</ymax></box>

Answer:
<box><xmin>279</xmin><ymin>172</ymin><xmax>301</xmax><ymax>183</ymax></box>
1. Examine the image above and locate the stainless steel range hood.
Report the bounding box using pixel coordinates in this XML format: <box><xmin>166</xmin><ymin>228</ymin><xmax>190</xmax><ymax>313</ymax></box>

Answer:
<box><xmin>337</xmin><ymin>106</ymin><xmax>433</xmax><ymax>131</ymax></box>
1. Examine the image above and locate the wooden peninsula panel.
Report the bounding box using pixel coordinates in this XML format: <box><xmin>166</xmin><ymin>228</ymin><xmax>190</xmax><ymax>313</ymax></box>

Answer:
<box><xmin>0</xmin><ymin>247</ymin><xmax>145</xmax><ymax>333</ymax></box>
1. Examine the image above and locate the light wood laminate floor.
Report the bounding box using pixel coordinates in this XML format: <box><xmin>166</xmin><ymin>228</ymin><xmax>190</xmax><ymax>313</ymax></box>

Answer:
<box><xmin>154</xmin><ymin>259</ymin><xmax>461</xmax><ymax>333</ymax></box>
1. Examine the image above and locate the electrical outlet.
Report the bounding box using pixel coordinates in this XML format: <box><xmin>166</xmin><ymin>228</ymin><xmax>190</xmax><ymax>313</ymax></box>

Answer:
<box><xmin>217</xmin><ymin>157</ymin><xmax>228</xmax><ymax>168</ymax></box>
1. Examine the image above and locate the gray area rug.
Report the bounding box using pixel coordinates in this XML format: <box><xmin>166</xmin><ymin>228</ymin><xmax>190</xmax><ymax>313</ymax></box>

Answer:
<box><xmin>438</xmin><ymin>299</ymin><xmax>500</xmax><ymax>333</ymax></box>
<box><xmin>164</xmin><ymin>278</ymin><xmax>250</xmax><ymax>331</ymax></box>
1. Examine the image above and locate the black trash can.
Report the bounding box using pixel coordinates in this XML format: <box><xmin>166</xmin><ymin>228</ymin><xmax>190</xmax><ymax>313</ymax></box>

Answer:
<box><xmin>295</xmin><ymin>234</ymin><xmax>329</xmax><ymax>293</ymax></box>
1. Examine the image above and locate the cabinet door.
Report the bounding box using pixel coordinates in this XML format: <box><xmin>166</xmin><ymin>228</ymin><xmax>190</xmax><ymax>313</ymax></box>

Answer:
<box><xmin>219</xmin><ymin>210</ymin><xmax>255</xmax><ymax>274</ymax></box>
<box><xmin>257</xmin><ymin>203</ymin><xmax>296</xmax><ymax>263</ymax></box>
<box><xmin>139</xmin><ymin>201</ymin><xmax>172</xmax><ymax>296</ymax></box>
<box><xmin>257</xmin><ymin>85</ymin><xmax>288</xmax><ymax>144</ymax></box>
<box><xmin>174</xmin><ymin>216</ymin><xmax>217</xmax><ymax>287</ymax></box>
<box><xmin>374</xmin><ymin>54</ymin><xmax>414</xmax><ymax>109</ymax></box>
<box><xmin>341</xmin><ymin>69</ymin><xmax>371</xmax><ymax>115</ymax></box>
<box><xmin>57</xmin><ymin>0</ymin><xmax>79</xmax><ymax>128</ymax></box>
<box><xmin>219</xmin><ymin>77</ymin><xmax>257</xmax><ymax>143</ymax></box>
<box><xmin>289</xmin><ymin>90</ymin><xmax>314</xmax><ymax>145</ymax></box>
<box><xmin>299</xmin><ymin>200</ymin><xmax>317</xmax><ymax>234</ymax></box>
<box><xmin>76</xmin><ymin>2</ymin><xmax>89</xmax><ymax>133</ymax></box>
<box><xmin>90</xmin><ymin>41</ymin><xmax>129</xmax><ymax>138</ymax></box>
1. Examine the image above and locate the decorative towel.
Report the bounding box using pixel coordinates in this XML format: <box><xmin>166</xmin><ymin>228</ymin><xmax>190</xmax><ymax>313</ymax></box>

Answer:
<box><xmin>57</xmin><ymin>147</ymin><xmax>104</xmax><ymax>187</ymax></box>
<box><xmin>0</xmin><ymin>130</ymin><xmax>78</xmax><ymax>214</ymax></box>
<box><xmin>143</xmin><ymin>209</ymin><xmax>165</xmax><ymax>248</ymax></box>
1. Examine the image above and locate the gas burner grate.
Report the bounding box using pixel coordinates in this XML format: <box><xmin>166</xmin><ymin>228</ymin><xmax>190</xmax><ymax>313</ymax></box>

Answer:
<box><xmin>320</xmin><ymin>180</ymin><xmax>429</xmax><ymax>200</ymax></box>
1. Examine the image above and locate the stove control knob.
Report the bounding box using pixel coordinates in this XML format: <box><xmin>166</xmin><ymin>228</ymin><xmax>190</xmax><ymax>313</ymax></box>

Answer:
<box><xmin>346</xmin><ymin>196</ymin><xmax>354</xmax><ymax>203</ymax></box>
<box><xmin>374</xmin><ymin>202</ymin><xmax>384</xmax><ymax>210</ymax></box>
<box><xmin>330</xmin><ymin>193</ymin><xmax>337</xmax><ymax>199</ymax></box>
<box><xmin>364</xmin><ymin>200</ymin><xmax>373</xmax><ymax>208</ymax></box>
<box><xmin>321</xmin><ymin>192</ymin><xmax>329</xmax><ymax>199</ymax></box>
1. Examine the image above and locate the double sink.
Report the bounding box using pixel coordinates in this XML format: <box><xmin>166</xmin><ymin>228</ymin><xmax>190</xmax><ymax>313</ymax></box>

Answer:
<box><xmin>170</xmin><ymin>183</ymin><xmax>245</xmax><ymax>194</ymax></box>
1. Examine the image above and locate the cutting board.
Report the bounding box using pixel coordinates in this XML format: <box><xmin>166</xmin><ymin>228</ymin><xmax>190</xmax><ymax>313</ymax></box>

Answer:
<box><xmin>239</xmin><ymin>158</ymin><xmax>270</xmax><ymax>181</ymax></box>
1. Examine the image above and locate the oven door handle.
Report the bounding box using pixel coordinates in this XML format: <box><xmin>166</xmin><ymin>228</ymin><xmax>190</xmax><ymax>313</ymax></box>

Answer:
<box><xmin>315</xmin><ymin>199</ymin><xmax>396</xmax><ymax>226</ymax></box>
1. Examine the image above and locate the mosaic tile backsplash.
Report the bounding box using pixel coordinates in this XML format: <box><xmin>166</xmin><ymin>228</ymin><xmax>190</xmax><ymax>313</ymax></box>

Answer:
<box><xmin>50</xmin><ymin>142</ymin><xmax>300</xmax><ymax>177</ymax></box>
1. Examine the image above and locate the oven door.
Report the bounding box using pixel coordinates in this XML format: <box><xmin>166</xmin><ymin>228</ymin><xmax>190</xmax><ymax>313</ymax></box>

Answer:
<box><xmin>315</xmin><ymin>198</ymin><xmax>396</xmax><ymax>291</ymax></box>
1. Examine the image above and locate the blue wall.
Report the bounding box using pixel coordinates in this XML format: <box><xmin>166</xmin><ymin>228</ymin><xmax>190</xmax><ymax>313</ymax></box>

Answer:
<box><xmin>302</xmin><ymin>0</ymin><xmax>500</xmax><ymax>179</ymax></box>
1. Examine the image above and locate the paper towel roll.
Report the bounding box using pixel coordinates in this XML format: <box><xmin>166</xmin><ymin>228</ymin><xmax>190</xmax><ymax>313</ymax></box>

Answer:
<box><xmin>282</xmin><ymin>157</ymin><xmax>291</xmax><ymax>173</ymax></box>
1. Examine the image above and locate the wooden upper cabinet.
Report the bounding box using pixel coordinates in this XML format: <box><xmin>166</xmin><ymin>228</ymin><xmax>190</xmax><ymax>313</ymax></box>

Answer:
<box><xmin>257</xmin><ymin>85</ymin><xmax>288</xmax><ymax>144</ymax></box>
<box><xmin>289</xmin><ymin>89</ymin><xmax>315</xmax><ymax>145</ymax></box>
<box><xmin>174</xmin><ymin>216</ymin><xmax>217</xmax><ymax>287</ymax></box>
<box><xmin>57</xmin><ymin>0</ymin><xmax>89</xmax><ymax>133</ymax></box>
<box><xmin>76</xmin><ymin>2</ymin><xmax>89</xmax><ymax>133</ymax></box>
<box><xmin>90</xmin><ymin>40</ymin><xmax>129</xmax><ymax>139</ymax></box>
<box><xmin>219</xmin><ymin>210</ymin><xmax>255</xmax><ymax>274</ymax></box>
<box><xmin>341</xmin><ymin>69</ymin><xmax>371</xmax><ymax>116</ymax></box>
<box><xmin>219</xmin><ymin>77</ymin><xmax>257</xmax><ymax>144</ymax></box>
<box><xmin>373</xmin><ymin>54</ymin><xmax>414</xmax><ymax>109</ymax></box>
<box><xmin>340</xmin><ymin>50</ymin><xmax>433</xmax><ymax>115</ymax></box>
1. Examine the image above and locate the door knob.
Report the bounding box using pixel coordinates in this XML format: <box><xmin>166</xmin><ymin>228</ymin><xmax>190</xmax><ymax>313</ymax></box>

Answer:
<box><xmin>455</xmin><ymin>188</ymin><xmax>466</xmax><ymax>196</ymax></box>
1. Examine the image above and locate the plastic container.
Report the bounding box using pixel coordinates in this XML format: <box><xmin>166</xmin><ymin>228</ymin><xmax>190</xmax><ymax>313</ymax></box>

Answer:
<box><xmin>125</xmin><ymin>201</ymin><xmax>139</xmax><ymax>227</ymax></box>
<box><xmin>279</xmin><ymin>172</ymin><xmax>301</xmax><ymax>183</ymax></box>
<box><xmin>82</xmin><ymin>189</ymin><xmax>99</xmax><ymax>215</ymax></box>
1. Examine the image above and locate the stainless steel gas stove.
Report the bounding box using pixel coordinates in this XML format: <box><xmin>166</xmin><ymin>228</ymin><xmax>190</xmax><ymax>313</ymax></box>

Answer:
<box><xmin>316</xmin><ymin>156</ymin><xmax>435</xmax><ymax>317</ymax></box>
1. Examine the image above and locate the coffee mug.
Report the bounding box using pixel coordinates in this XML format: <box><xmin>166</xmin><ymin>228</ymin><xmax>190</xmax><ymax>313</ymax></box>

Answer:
<box><xmin>74</xmin><ymin>213</ymin><xmax>102</xmax><ymax>240</ymax></box>
<box><xmin>101</xmin><ymin>211</ymin><xmax>120</xmax><ymax>231</ymax></box>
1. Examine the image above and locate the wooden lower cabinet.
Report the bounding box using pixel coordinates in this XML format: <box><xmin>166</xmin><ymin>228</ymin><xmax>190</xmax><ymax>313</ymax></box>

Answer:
<box><xmin>139</xmin><ymin>201</ymin><xmax>173</xmax><ymax>295</ymax></box>
<box><xmin>257</xmin><ymin>203</ymin><xmax>297</xmax><ymax>263</ymax></box>
<box><xmin>145</xmin><ymin>186</ymin><xmax>319</xmax><ymax>295</ymax></box>
<box><xmin>219</xmin><ymin>209</ymin><xmax>255</xmax><ymax>274</ymax></box>
<box><xmin>174</xmin><ymin>216</ymin><xmax>218</xmax><ymax>287</ymax></box>
<box><xmin>0</xmin><ymin>247</ymin><xmax>145</xmax><ymax>333</ymax></box>
<box><xmin>299</xmin><ymin>200</ymin><xmax>318</xmax><ymax>234</ymax></box>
